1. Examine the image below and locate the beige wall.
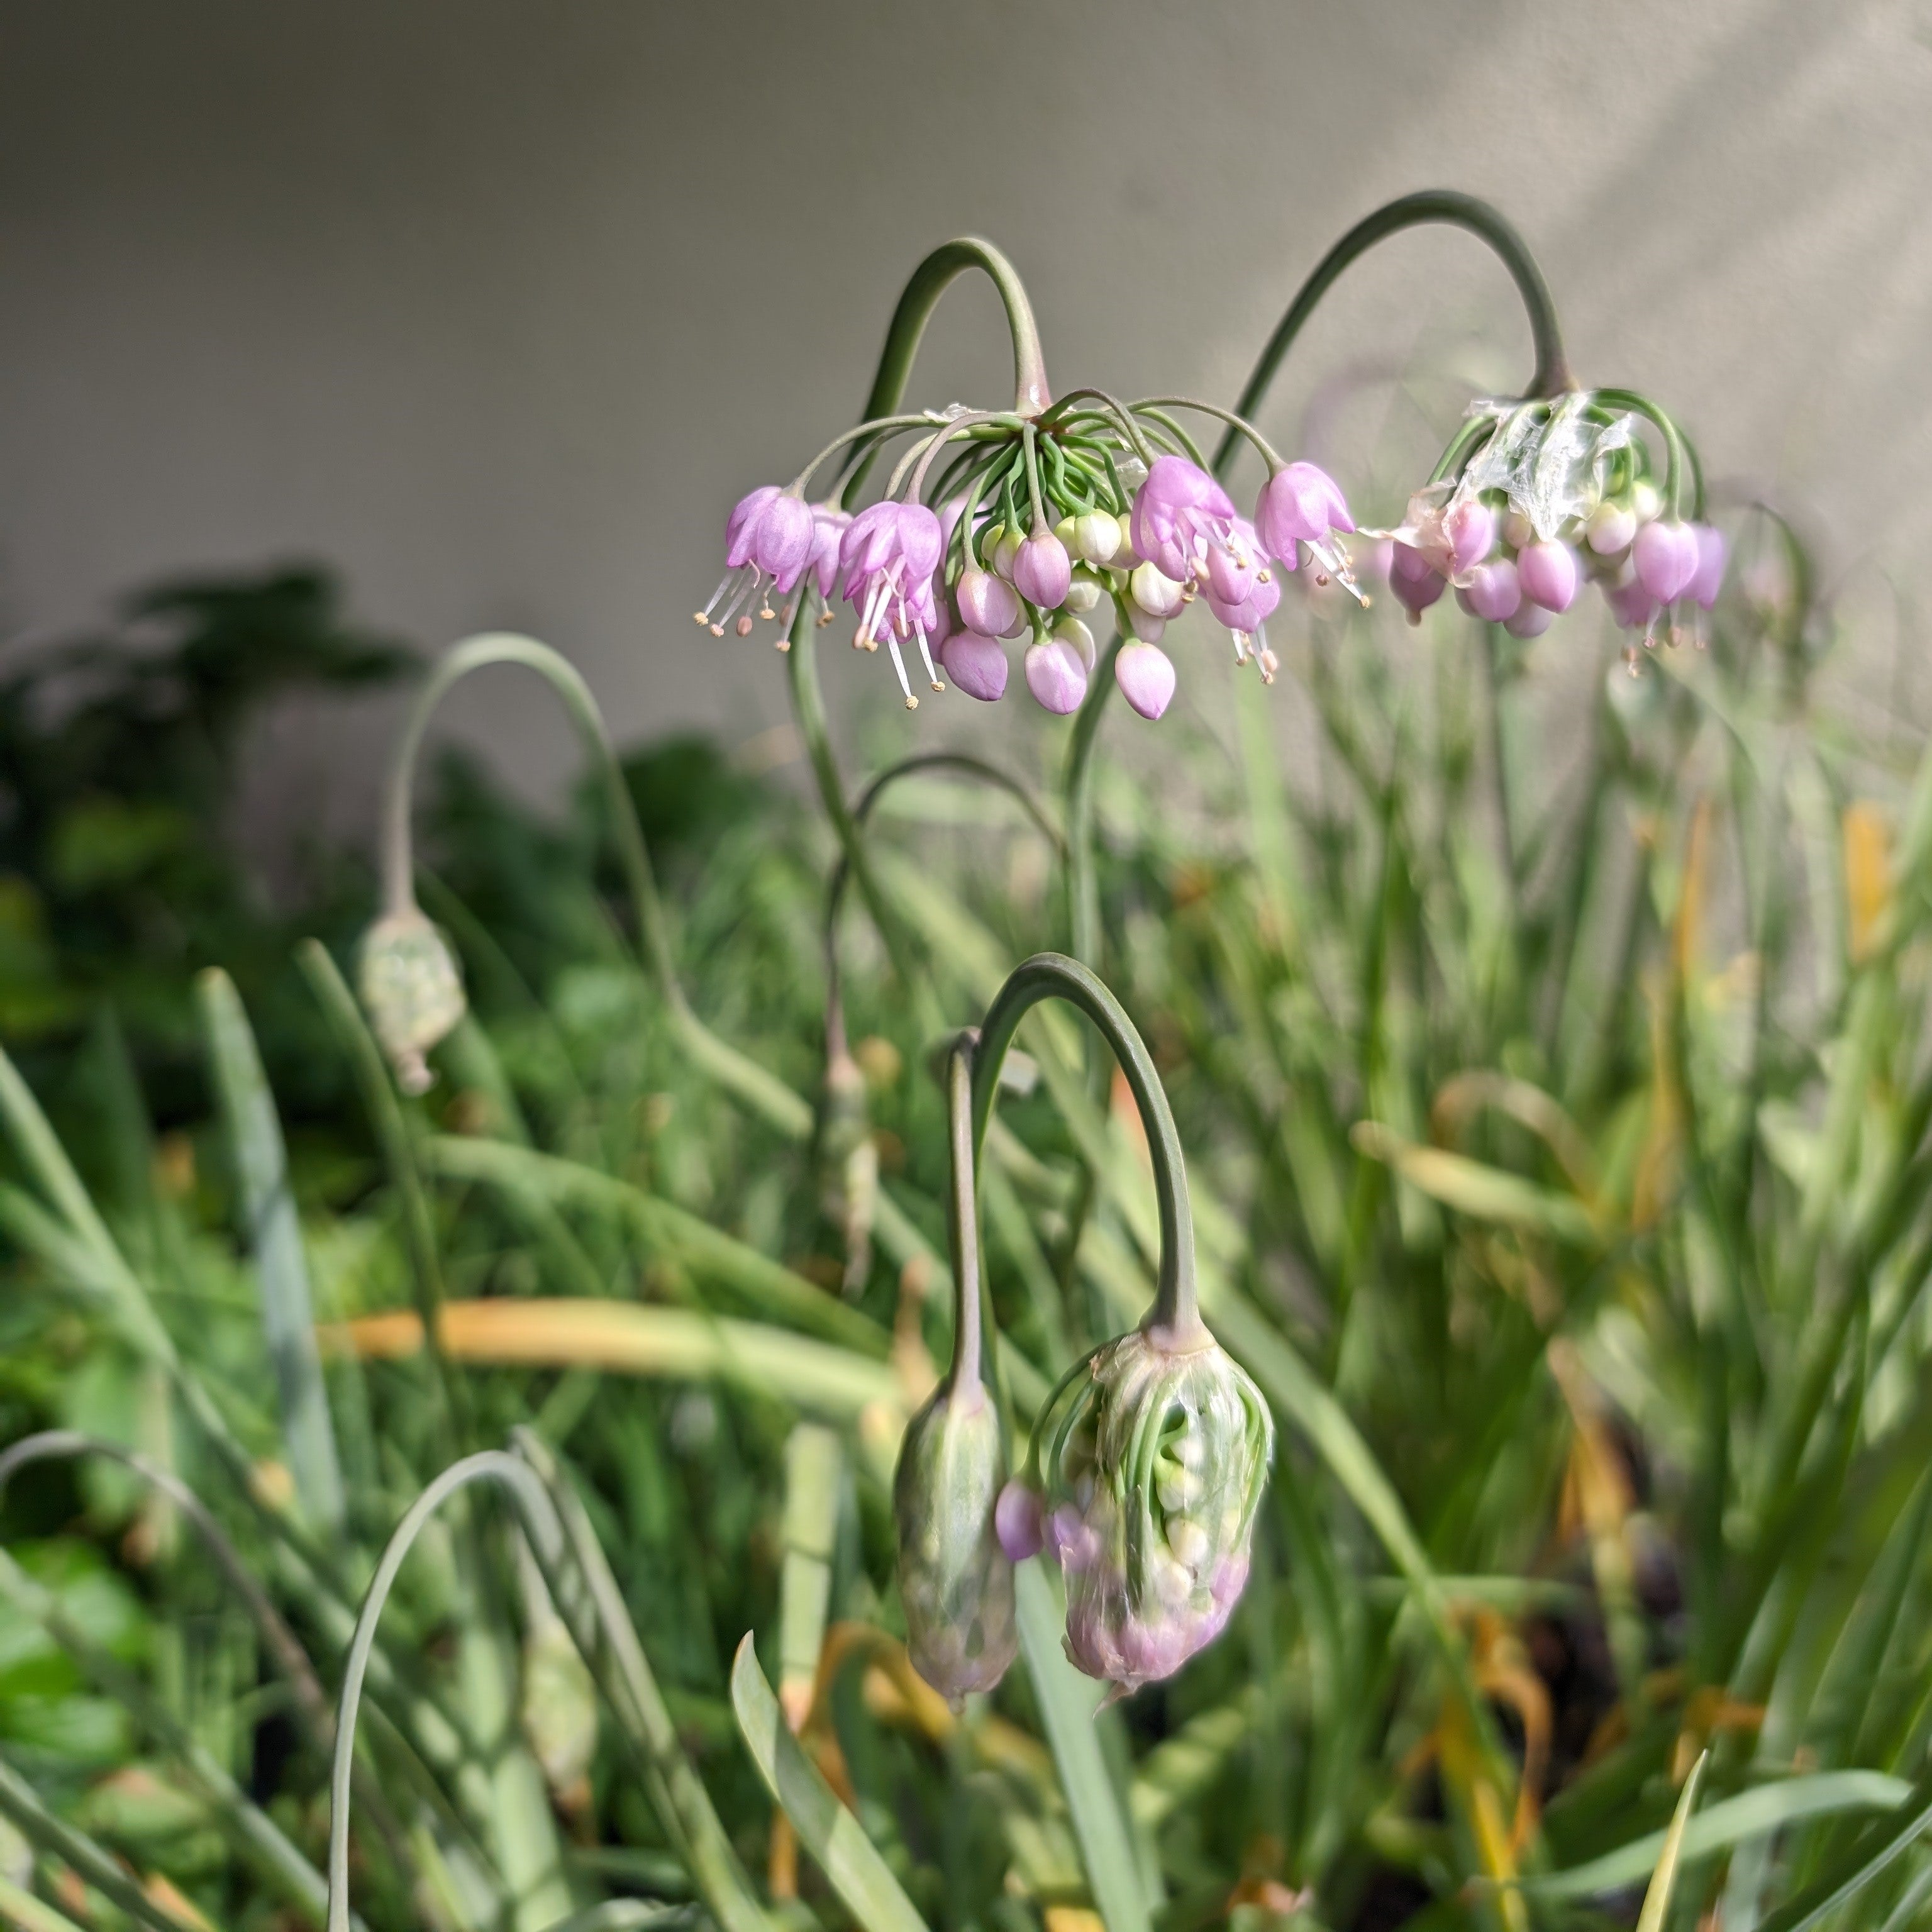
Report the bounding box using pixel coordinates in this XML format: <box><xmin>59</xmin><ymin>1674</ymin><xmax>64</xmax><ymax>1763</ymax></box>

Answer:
<box><xmin>2</xmin><ymin>1</ymin><xmax>1928</xmax><ymax>822</ymax></box>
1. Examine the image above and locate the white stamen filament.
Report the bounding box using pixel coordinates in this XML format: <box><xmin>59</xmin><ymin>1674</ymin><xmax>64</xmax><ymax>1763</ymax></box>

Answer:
<box><xmin>912</xmin><ymin>623</ymin><xmax>945</xmax><ymax>692</ymax></box>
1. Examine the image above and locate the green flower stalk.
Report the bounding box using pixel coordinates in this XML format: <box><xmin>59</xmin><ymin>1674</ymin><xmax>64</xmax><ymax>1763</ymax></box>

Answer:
<box><xmin>892</xmin><ymin>1035</ymin><xmax>1018</xmax><ymax>1702</ymax></box>
<box><xmin>972</xmin><ymin>954</ymin><xmax>1274</xmax><ymax>1696</ymax></box>
<box><xmin>356</xmin><ymin>906</ymin><xmax>465</xmax><ymax>1096</ymax></box>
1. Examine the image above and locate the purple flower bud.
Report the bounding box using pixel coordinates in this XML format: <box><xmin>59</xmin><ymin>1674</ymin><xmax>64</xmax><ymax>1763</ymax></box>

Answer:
<box><xmin>1115</xmin><ymin>641</ymin><xmax>1177</xmax><ymax>720</ymax></box>
<box><xmin>1445</xmin><ymin>499</ymin><xmax>1497</xmax><ymax>577</ymax></box>
<box><xmin>1131</xmin><ymin>456</ymin><xmax>1237</xmax><ymax>585</ymax></box>
<box><xmin>1457</xmin><ymin>557</ymin><xmax>1522</xmax><ymax>624</ymax></box>
<box><xmin>1504</xmin><ymin>601</ymin><xmax>1553</xmax><ymax>639</ymax></box>
<box><xmin>1606</xmin><ymin>578</ymin><xmax>1660</xmax><ymax>630</ymax></box>
<box><xmin>1024</xmin><ymin>637</ymin><xmax>1089</xmax><ymax>714</ymax></box>
<box><xmin>1253</xmin><ymin>461</ymin><xmax>1354</xmax><ymax>564</ymax></box>
<box><xmin>956</xmin><ymin>567</ymin><xmax>1021</xmax><ymax>638</ymax></box>
<box><xmin>939</xmin><ymin>633</ymin><xmax>1008</xmax><ymax>702</ymax></box>
<box><xmin>1517</xmin><ymin>540</ymin><xmax>1579</xmax><ymax>614</ymax></box>
<box><xmin>1690</xmin><ymin>523</ymin><xmax>1727</xmax><ymax>609</ymax></box>
<box><xmin>1389</xmin><ymin>542</ymin><xmax>1446</xmax><ymax>617</ymax></box>
<box><xmin>994</xmin><ymin>1479</ymin><xmax>1044</xmax><ymax>1561</ymax></box>
<box><xmin>1587</xmin><ymin>502</ymin><xmax>1638</xmax><ymax>556</ymax></box>
<box><xmin>1633</xmin><ymin>519</ymin><xmax>1699</xmax><ymax>603</ymax></box>
<box><xmin>1013</xmin><ymin>531</ymin><xmax>1073</xmax><ymax>610</ymax></box>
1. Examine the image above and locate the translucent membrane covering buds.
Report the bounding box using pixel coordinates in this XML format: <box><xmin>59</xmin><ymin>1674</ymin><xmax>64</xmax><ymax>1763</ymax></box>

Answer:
<box><xmin>358</xmin><ymin>908</ymin><xmax>465</xmax><ymax>1095</ymax></box>
<box><xmin>893</xmin><ymin>1382</ymin><xmax>1018</xmax><ymax>1701</ymax></box>
<box><xmin>1253</xmin><ymin>461</ymin><xmax>1354</xmax><ymax>563</ymax></box>
<box><xmin>841</xmin><ymin>501</ymin><xmax>947</xmax><ymax>708</ymax></box>
<box><xmin>1033</xmin><ymin>1328</ymin><xmax>1272</xmax><ymax>1696</ymax></box>
<box><xmin>940</xmin><ymin>632</ymin><xmax>1008</xmax><ymax>703</ymax></box>
<box><xmin>1115</xmin><ymin>641</ymin><xmax>1177</xmax><ymax>721</ymax></box>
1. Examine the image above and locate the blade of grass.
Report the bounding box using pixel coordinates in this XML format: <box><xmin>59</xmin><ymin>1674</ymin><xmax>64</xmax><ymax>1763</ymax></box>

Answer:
<box><xmin>198</xmin><ymin>967</ymin><xmax>346</xmax><ymax>1532</ymax></box>
<box><xmin>776</xmin><ymin>1424</ymin><xmax>842</xmax><ymax>1731</ymax></box>
<box><xmin>730</xmin><ymin>1634</ymin><xmax>928</xmax><ymax>1932</ymax></box>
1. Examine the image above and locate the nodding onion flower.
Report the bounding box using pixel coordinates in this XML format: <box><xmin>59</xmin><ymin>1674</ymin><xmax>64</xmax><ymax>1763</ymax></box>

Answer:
<box><xmin>892</xmin><ymin>1036</ymin><xmax>1018</xmax><ymax>1703</ymax></box>
<box><xmin>1381</xmin><ymin>387</ymin><xmax>1724</xmax><ymax>671</ymax></box>
<box><xmin>973</xmin><ymin>953</ymin><xmax>1275</xmax><ymax>1699</ymax></box>
<box><xmin>697</xmin><ymin>387</ymin><xmax>1356</xmax><ymax>721</ymax></box>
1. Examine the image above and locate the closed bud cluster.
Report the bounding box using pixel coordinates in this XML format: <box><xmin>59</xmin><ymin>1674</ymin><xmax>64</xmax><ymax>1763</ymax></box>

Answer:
<box><xmin>893</xmin><ymin>1382</ymin><xmax>1018</xmax><ymax>1703</ymax></box>
<box><xmin>1385</xmin><ymin>391</ymin><xmax>1723</xmax><ymax>672</ymax></box>
<box><xmin>1012</xmin><ymin>1324</ymin><xmax>1272</xmax><ymax>1697</ymax></box>
<box><xmin>358</xmin><ymin>908</ymin><xmax>465</xmax><ymax>1095</ymax></box>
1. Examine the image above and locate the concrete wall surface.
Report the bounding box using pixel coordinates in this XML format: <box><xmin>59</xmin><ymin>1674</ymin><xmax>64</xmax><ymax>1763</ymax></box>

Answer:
<box><xmin>1</xmin><ymin>0</ymin><xmax>1927</xmax><ymax>824</ymax></box>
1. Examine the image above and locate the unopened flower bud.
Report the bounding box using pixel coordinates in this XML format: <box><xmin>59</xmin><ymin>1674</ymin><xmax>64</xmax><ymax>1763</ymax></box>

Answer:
<box><xmin>1127</xmin><ymin>608</ymin><xmax>1166</xmax><ymax>644</ymax></box>
<box><xmin>990</xmin><ymin>526</ymin><xmax>1022</xmax><ymax>581</ymax></box>
<box><xmin>939</xmin><ymin>633</ymin><xmax>1008</xmax><ymax>703</ymax></box>
<box><xmin>1456</xmin><ymin>557</ymin><xmax>1522</xmax><ymax>624</ymax></box>
<box><xmin>1072</xmin><ymin>509</ymin><xmax>1122</xmax><ymax>566</ymax></box>
<box><xmin>1389</xmin><ymin>542</ymin><xmax>1446</xmax><ymax>618</ymax></box>
<box><xmin>1025</xmin><ymin>636</ymin><xmax>1089</xmax><ymax>714</ymax></box>
<box><xmin>1630</xmin><ymin>480</ymin><xmax>1662</xmax><ymax>526</ymax></box>
<box><xmin>1035</xmin><ymin>1327</ymin><xmax>1272</xmax><ymax>1696</ymax></box>
<box><xmin>1129</xmin><ymin>561</ymin><xmax>1186</xmax><ymax>621</ymax></box>
<box><xmin>1113</xmin><ymin>511</ymin><xmax>1140</xmax><ymax>567</ymax></box>
<box><xmin>1014</xmin><ymin>531</ymin><xmax>1073</xmax><ymax>611</ymax></box>
<box><xmin>1114</xmin><ymin>641</ymin><xmax>1177</xmax><ymax>721</ymax></box>
<box><xmin>1502</xmin><ymin>508</ymin><xmax>1535</xmax><ymax>553</ymax></box>
<box><xmin>1518</xmin><ymin>540</ymin><xmax>1579</xmax><ymax>614</ymax></box>
<box><xmin>1052</xmin><ymin>615</ymin><xmax>1096</xmax><ymax>672</ymax></box>
<box><xmin>358</xmin><ymin>908</ymin><xmax>465</xmax><ymax>1095</ymax></box>
<box><xmin>894</xmin><ymin>1385</ymin><xmax>1017</xmax><ymax>1701</ymax></box>
<box><xmin>1062</xmin><ymin>570</ymin><xmax>1103</xmax><ymax>614</ymax></box>
<box><xmin>957</xmin><ymin>567</ymin><xmax>1021</xmax><ymax>638</ymax></box>
<box><xmin>1444</xmin><ymin>499</ymin><xmax>1497</xmax><ymax>578</ymax></box>
<box><xmin>1504</xmin><ymin>601</ymin><xmax>1553</xmax><ymax>640</ymax></box>
<box><xmin>1606</xmin><ymin>578</ymin><xmax>1660</xmax><ymax>631</ymax></box>
<box><xmin>1587</xmin><ymin>502</ymin><xmax>1638</xmax><ymax>556</ymax></box>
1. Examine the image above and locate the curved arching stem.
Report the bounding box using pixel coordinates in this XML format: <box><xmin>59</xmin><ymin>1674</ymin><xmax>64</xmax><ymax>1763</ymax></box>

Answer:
<box><xmin>381</xmin><ymin>634</ymin><xmax>809</xmax><ymax>1140</ymax></box>
<box><xmin>845</xmin><ymin>238</ymin><xmax>1050</xmax><ymax>510</ymax></box>
<box><xmin>970</xmin><ymin>953</ymin><xmax>1201</xmax><ymax>1344</ymax></box>
<box><xmin>0</xmin><ymin>1432</ymin><xmax>331</xmax><ymax>1751</ymax></box>
<box><xmin>1213</xmin><ymin>189</ymin><xmax>1574</xmax><ymax>475</ymax></box>
<box><xmin>823</xmin><ymin>750</ymin><xmax>1063</xmax><ymax>1059</ymax></box>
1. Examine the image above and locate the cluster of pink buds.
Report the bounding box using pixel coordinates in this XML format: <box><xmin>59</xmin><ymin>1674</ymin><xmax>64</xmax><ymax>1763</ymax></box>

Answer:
<box><xmin>700</xmin><ymin>389</ymin><xmax>1359</xmax><ymax>722</ymax></box>
<box><xmin>1382</xmin><ymin>391</ymin><xmax>1723</xmax><ymax>671</ymax></box>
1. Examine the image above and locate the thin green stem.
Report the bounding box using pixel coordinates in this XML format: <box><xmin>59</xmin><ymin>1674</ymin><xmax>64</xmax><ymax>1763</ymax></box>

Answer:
<box><xmin>382</xmin><ymin>633</ymin><xmax>809</xmax><ymax>1139</ymax></box>
<box><xmin>1594</xmin><ymin>387</ymin><xmax>1701</xmax><ymax>519</ymax></box>
<box><xmin>1041</xmin><ymin>389</ymin><xmax>1155</xmax><ymax>467</ymax></box>
<box><xmin>1214</xmin><ymin>189</ymin><xmax>1574</xmax><ymax>474</ymax></box>
<box><xmin>1131</xmin><ymin>396</ymin><xmax>1284</xmax><ymax>472</ymax></box>
<box><xmin>945</xmin><ymin>1036</ymin><xmax>984</xmax><ymax>1395</ymax></box>
<box><xmin>969</xmin><ymin>954</ymin><xmax>1201</xmax><ymax>1341</ymax></box>
<box><xmin>1063</xmin><ymin>636</ymin><xmax>1124</xmax><ymax>962</ymax></box>
<box><xmin>789</xmin><ymin>413</ymin><xmax>942</xmax><ymax>498</ymax></box>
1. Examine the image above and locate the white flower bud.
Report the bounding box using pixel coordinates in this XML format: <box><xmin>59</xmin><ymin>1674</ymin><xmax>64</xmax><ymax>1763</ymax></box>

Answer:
<box><xmin>1130</xmin><ymin>561</ymin><xmax>1185</xmax><ymax>619</ymax></box>
<box><xmin>1073</xmin><ymin>510</ymin><xmax>1123</xmax><ymax>565</ymax></box>
<box><xmin>1629</xmin><ymin>480</ymin><xmax>1662</xmax><ymax>526</ymax></box>
<box><xmin>1062</xmin><ymin>570</ymin><xmax>1103</xmax><ymax>614</ymax></box>
<box><xmin>1052</xmin><ymin>615</ymin><xmax>1096</xmax><ymax>672</ymax></box>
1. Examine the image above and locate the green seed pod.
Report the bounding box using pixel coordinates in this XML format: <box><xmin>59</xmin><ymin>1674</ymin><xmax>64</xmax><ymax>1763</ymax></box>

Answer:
<box><xmin>1036</xmin><ymin>1324</ymin><xmax>1272</xmax><ymax>1696</ymax></box>
<box><xmin>893</xmin><ymin>1381</ymin><xmax>1016</xmax><ymax>1703</ymax></box>
<box><xmin>357</xmin><ymin>907</ymin><xmax>464</xmax><ymax>1094</ymax></box>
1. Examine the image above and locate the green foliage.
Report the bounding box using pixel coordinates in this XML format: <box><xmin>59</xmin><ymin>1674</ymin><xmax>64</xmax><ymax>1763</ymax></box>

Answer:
<box><xmin>1</xmin><ymin>509</ymin><xmax>1931</xmax><ymax>1932</ymax></box>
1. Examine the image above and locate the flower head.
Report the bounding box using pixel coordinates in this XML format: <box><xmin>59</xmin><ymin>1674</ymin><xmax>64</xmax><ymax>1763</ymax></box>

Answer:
<box><xmin>1130</xmin><ymin>457</ymin><xmax>1238</xmax><ymax>587</ymax></box>
<box><xmin>358</xmin><ymin>907</ymin><xmax>465</xmax><ymax>1096</ymax></box>
<box><xmin>1025</xmin><ymin>1325</ymin><xmax>1272</xmax><ymax>1696</ymax></box>
<box><xmin>697</xmin><ymin>486</ymin><xmax>816</xmax><ymax>637</ymax></box>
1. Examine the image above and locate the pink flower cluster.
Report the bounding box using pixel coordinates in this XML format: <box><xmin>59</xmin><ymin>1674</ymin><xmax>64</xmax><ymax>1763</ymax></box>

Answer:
<box><xmin>1389</xmin><ymin>487</ymin><xmax>1726</xmax><ymax>653</ymax></box>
